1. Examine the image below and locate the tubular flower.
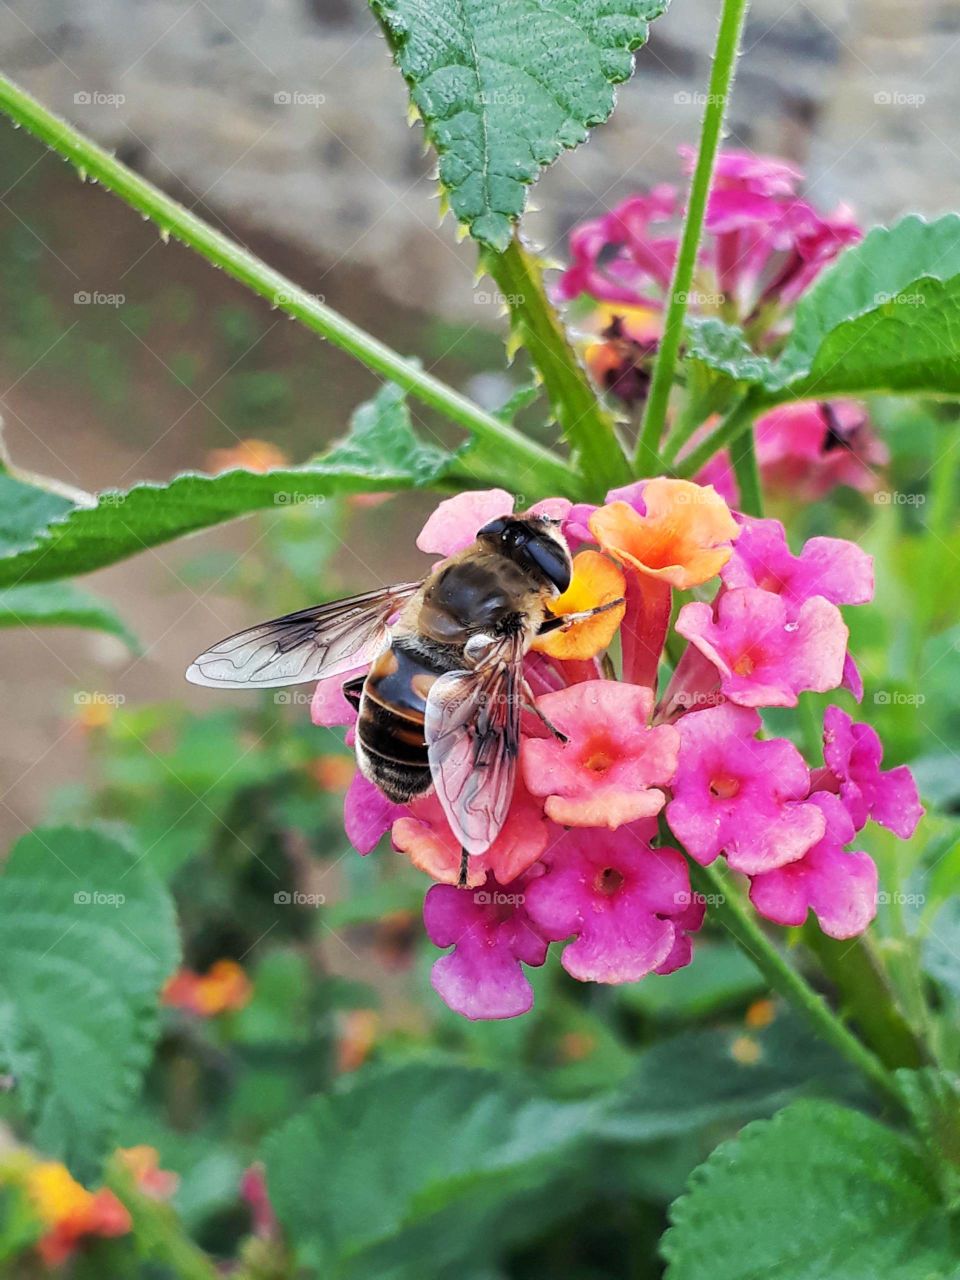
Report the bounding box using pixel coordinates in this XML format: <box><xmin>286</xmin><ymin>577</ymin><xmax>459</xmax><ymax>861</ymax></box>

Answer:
<box><xmin>676</xmin><ymin>587</ymin><xmax>848</xmax><ymax>708</ymax></box>
<box><xmin>820</xmin><ymin>705</ymin><xmax>924</xmax><ymax>838</ymax></box>
<box><xmin>749</xmin><ymin>793</ymin><xmax>878</xmax><ymax>939</ymax></box>
<box><xmin>667</xmin><ymin>703</ymin><xmax>825</xmax><ymax>873</ymax></box>
<box><xmin>521</xmin><ymin>682</ymin><xmax>679</xmax><ymax>829</ymax></box>
<box><xmin>162</xmin><ymin>959</ymin><xmax>252</xmax><ymax>1017</ymax></box>
<box><xmin>424</xmin><ymin>872</ymin><xmax>549</xmax><ymax>1019</ymax></box>
<box><xmin>26</xmin><ymin>1162</ymin><xmax>131</xmax><ymax>1266</ymax></box>
<box><xmin>305</xmin><ymin>485</ymin><xmax>919</xmax><ymax>1020</ymax></box>
<box><xmin>523</xmin><ymin>825</ymin><xmax>703</xmax><ymax>983</ymax></box>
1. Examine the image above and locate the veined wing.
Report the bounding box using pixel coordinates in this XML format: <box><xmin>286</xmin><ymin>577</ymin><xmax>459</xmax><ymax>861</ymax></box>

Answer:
<box><xmin>424</xmin><ymin>631</ymin><xmax>525</xmax><ymax>856</ymax></box>
<box><xmin>185</xmin><ymin>582</ymin><xmax>421</xmax><ymax>689</ymax></box>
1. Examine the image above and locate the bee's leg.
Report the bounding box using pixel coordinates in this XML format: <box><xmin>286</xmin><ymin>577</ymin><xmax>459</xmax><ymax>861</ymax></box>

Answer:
<box><xmin>458</xmin><ymin>847</ymin><xmax>469</xmax><ymax>888</ymax></box>
<box><xmin>536</xmin><ymin>597</ymin><xmax>625</xmax><ymax>636</ymax></box>
<box><xmin>521</xmin><ymin>680</ymin><xmax>568</xmax><ymax>744</ymax></box>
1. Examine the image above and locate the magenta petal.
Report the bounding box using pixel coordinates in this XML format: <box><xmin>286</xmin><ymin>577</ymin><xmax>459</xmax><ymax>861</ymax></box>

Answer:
<box><xmin>343</xmin><ymin>772</ymin><xmax>405</xmax><ymax>855</ymax></box>
<box><xmin>842</xmin><ymin>652</ymin><xmax>864</xmax><ymax>703</ymax></box>
<box><xmin>424</xmin><ymin>878</ymin><xmax>548</xmax><ymax>1020</ymax></box>
<box><xmin>667</xmin><ymin>702</ymin><xmax>825</xmax><ymax>872</ymax></box>
<box><xmin>822</xmin><ymin>705</ymin><xmax>924</xmax><ymax>838</ymax></box>
<box><xmin>676</xmin><ymin>588</ymin><xmax>847</xmax><ymax>708</ymax></box>
<box><xmin>416</xmin><ymin>489</ymin><xmax>513</xmax><ymax>557</ymax></box>
<box><xmin>311</xmin><ymin>672</ymin><xmax>361</xmax><ymax>727</ymax></box>
<box><xmin>721</xmin><ymin>517</ymin><xmax>873</xmax><ymax>614</ymax></box>
<box><xmin>523</xmin><ymin>827</ymin><xmax>700</xmax><ymax>984</ymax></box>
<box><xmin>749</xmin><ymin>794</ymin><xmax>878</xmax><ymax>939</ymax></box>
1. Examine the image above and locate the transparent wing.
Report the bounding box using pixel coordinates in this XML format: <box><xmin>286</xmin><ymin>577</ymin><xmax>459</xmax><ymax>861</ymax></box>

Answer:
<box><xmin>424</xmin><ymin>631</ymin><xmax>525</xmax><ymax>856</ymax></box>
<box><xmin>185</xmin><ymin>582</ymin><xmax>422</xmax><ymax>689</ymax></box>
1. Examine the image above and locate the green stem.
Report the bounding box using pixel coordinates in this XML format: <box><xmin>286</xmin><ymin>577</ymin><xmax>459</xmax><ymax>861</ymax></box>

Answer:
<box><xmin>688</xmin><ymin>858</ymin><xmax>904</xmax><ymax>1110</ymax></box>
<box><xmin>106</xmin><ymin>1160</ymin><xmax>220</xmax><ymax>1280</ymax></box>
<box><xmin>730</xmin><ymin>424</ymin><xmax>763</xmax><ymax>515</ymax></box>
<box><xmin>483</xmin><ymin>237</ymin><xmax>632</xmax><ymax>498</ymax></box>
<box><xmin>675</xmin><ymin>392</ymin><xmax>757</xmax><ymax>479</ymax></box>
<box><xmin>802</xmin><ymin>925</ymin><xmax>929</xmax><ymax>1072</ymax></box>
<box><xmin>0</xmin><ymin>75</ymin><xmax>581</xmax><ymax>501</ymax></box>
<box><xmin>635</xmin><ymin>0</ymin><xmax>752</xmax><ymax>473</ymax></box>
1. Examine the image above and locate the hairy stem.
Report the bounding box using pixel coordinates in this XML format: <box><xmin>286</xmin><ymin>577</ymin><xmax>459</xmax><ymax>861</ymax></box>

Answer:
<box><xmin>802</xmin><ymin>924</ymin><xmax>929</xmax><ymax>1072</ymax></box>
<box><xmin>483</xmin><ymin>237</ymin><xmax>632</xmax><ymax>498</ymax></box>
<box><xmin>0</xmin><ymin>75</ymin><xmax>582</xmax><ymax>500</ymax></box>
<box><xmin>636</xmin><ymin>0</ymin><xmax>752</xmax><ymax>472</ymax></box>
<box><xmin>688</xmin><ymin>858</ymin><xmax>904</xmax><ymax>1111</ymax></box>
<box><xmin>730</xmin><ymin>425</ymin><xmax>764</xmax><ymax>515</ymax></box>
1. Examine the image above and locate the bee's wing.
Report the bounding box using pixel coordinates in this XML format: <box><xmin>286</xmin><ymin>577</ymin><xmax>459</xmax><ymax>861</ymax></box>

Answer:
<box><xmin>185</xmin><ymin>582</ymin><xmax>422</xmax><ymax>689</ymax></box>
<box><xmin>424</xmin><ymin>631</ymin><xmax>525</xmax><ymax>856</ymax></box>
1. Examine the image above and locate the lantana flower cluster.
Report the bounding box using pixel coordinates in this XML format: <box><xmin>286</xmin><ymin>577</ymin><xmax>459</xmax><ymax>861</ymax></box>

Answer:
<box><xmin>312</xmin><ymin>482</ymin><xmax>922</xmax><ymax>1021</ymax></box>
<box><xmin>559</xmin><ymin>147</ymin><xmax>887</xmax><ymax>501</ymax></box>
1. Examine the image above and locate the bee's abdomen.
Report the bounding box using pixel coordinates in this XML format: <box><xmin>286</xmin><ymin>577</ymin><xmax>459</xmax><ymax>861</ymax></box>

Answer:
<box><xmin>355</xmin><ymin>642</ymin><xmax>446</xmax><ymax>802</ymax></box>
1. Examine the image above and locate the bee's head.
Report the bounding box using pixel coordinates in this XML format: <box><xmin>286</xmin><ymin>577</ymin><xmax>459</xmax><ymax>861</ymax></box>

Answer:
<box><xmin>476</xmin><ymin>514</ymin><xmax>572</xmax><ymax>594</ymax></box>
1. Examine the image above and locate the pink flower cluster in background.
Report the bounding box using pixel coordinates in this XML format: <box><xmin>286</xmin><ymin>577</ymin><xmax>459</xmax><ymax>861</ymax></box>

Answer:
<box><xmin>312</xmin><ymin>483</ymin><xmax>922</xmax><ymax>1021</ymax></box>
<box><xmin>559</xmin><ymin>147</ymin><xmax>888</xmax><ymax>500</ymax></box>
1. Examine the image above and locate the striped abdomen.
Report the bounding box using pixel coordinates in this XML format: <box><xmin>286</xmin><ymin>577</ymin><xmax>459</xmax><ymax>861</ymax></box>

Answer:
<box><xmin>354</xmin><ymin>639</ymin><xmax>451</xmax><ymax>803</ymax></box>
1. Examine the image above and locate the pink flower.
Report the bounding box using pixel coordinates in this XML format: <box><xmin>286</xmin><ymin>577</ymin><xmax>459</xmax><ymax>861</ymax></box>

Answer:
<box><xmin>392</xmin><ymin>782</ymin><xmax>549</xmax><ymax>887</ymax></box>
<box><xmin>721</xmin><ymin>516</ymin><xmax>874</xmax><ymax>613</ymax></box>
<box><xmin>676</xmin><ymin>587</ymin><xmax>847</xmax><ymax>708</ymax></box>
<box><xmin>311</xmin><ymin>670</ymin><xmax>360</xmax><ymax>728</ymax></box>
<box><xmin>752</xmin><ymin>402</ymin><xmax>888</xmax><ymax>499</ymax></box>
<box><xmin>344</xmin><ymin>772</ymin><xmax>406</xmax><ymax>854</ymax></box>
<box><xmin>416</xmin><ymin>488</ymin><xmax>514</xmax><ymax>557</ymax></box>
<box><xmin>424</xmin><ymin>873</ymin><xmax>549</xmax><ymax>1019</ymax></box>
<box><xmin>749</xmin><ymin>793</ymin><xmax>878</xmax><ymax>939</ymax></box>
<box><xmin>521</xmin><ymin>681</ymin><xmax>680</xmax><ymax>828</ymax></box>
<box><xmin>666</xmin><ymin>703</ymin><xmax>825</xmax><ymax>873</ymax></box>
<box><xmin>523</xmin><ymin>824</ymin><xmax>702</xmax><ymax>983</ymax></box>
<box><xmin>820</xmin><ymin>705</ymin><xmax>924</xmax><ymax>838</ymax></box>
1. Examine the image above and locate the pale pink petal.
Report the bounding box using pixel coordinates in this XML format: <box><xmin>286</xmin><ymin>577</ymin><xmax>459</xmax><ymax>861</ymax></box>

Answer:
<box><xmin>416</xmin><ymin>489</ymin><xmax>513</xmax><ymax>557</ymax></box>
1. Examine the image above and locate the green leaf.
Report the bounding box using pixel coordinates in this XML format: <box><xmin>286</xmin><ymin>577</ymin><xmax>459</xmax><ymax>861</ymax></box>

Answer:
<box><xmin>0</xmin><ymin>826</ymin><xmax>179</xmax><ymax>1181</ymax></box>
<box><xmin>687</xmin><ymin>216</ymin><xmax>960</xmax><ymax>404</ymax></box>
<box><xmin>617</xmin><ymin>940</ymin><xmax>765</xmax><ymax>1020</ymax></box>
<box><xmin>0</xmin><ymin>385</ymin><xmax>455</xmax><ymax>587</ymax></box>
<box><xmin>373</xmin><ymin>0</ymin><xmax>669</xmax><ymax>250</ymax></box>
<box><xmin>0</xmin><ymin>472</ymin><xmax>75</xmax><ymax>559</ymax></box>
<box><xmin>0</xmin><ymin>582</ymin><xmax>140</xmax><ymax>650</ymax></box>
<box><xmin>263</xmin><ymin>1060</ymin><xmax>600</xmax><ymax>1276</ymax></box>
<box><xmin>663</xmin><ymin>1100</ymin><xmax>960</xmax><ymax>1280</ymax></box>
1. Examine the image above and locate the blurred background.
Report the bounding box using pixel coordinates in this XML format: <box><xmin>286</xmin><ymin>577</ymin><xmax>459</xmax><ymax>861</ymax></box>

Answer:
<box><xmin>2</xmin><ymin>3</ymin><xmax>960</xmax><ymax>1273</ymax></box>
<box><xmin>1</xmin><ymin>0</ymin><xmax>959</xmax><ymax>837</ymax></box>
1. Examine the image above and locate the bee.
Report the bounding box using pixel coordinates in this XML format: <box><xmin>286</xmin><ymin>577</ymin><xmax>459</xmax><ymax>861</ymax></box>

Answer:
<box><xmin>186</xmin><ymin>514</ymin><xmax>621</xmax><ymax>885</ymax></box>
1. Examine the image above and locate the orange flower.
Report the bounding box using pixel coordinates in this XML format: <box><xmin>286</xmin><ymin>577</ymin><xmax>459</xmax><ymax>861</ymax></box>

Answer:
<box><xmin>206</xmin><ymin>438</ymin><xmax>288</xmax><ymax>474</ymax></box>
<box><xmin>336</xmin><ymin>1009</ymin><xmax>379</xmax><ymax>1074</ymax></box>
<box><xmin>310</xmin><ymin>754</ymin><xmax>356</xmax><ymax>792</ymax></box>
<box><xmin>162</xmin><ymin>959</ymin><xmax>252</xmax><ymax>1017</ymax></box>
<box><xmin>533</xmin><ymin>551</ymin><xmax>625</xmax><ymax>661</ymax></box>
<box><xmin>117</xmin><ymin>1146</ymin><xmax>179</xmax><ymax>1201</ymax></box>
<box><xmin>589</xmin><ymin>479</ymin><xmax>740</xmax><ymax>590</ymax></box>
<box><xmin>27</xmin><ymin>1162</ymin><xmax>131</xmax><ymax>1266</ymax></box>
